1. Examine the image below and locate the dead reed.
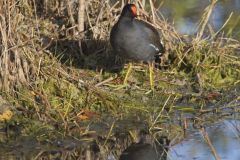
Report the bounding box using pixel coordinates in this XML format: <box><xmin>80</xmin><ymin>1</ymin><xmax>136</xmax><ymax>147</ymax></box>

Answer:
<box><xmin>0</xmin><ymin>0</ymin><xmax>239</xmax><ymax>158</ymax></box>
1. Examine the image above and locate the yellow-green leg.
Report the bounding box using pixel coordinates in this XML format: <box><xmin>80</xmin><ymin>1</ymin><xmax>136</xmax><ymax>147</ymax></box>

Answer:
<box><xmin>123</xmin><ymin>62</ymin><xmax>132</xmax><ymax>85</ymax></box>
<box><xmin>148</xmin><ymin>62</ymin><xmax>154</xmax><ymax>91</ymax></box>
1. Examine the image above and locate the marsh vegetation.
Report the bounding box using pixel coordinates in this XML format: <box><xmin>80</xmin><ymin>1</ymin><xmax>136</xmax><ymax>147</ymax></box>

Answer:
<box><xmin>0</xmin><ymin>0</ymin><xmax>239</xmax><ymax>159</ymax></box>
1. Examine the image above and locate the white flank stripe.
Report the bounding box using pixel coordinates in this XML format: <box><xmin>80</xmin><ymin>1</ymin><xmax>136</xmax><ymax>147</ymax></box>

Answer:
<box><xmin>149</xmin><ymin>44</ymin><xmax>159</xmax><ymax>52</ymax></box>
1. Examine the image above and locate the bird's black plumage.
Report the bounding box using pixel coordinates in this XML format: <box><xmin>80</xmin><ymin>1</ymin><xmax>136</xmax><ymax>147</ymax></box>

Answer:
<box><xmin>110</xmin><ymin>4</ymin><xmax>164</xmax><ymax>62</ymax></box>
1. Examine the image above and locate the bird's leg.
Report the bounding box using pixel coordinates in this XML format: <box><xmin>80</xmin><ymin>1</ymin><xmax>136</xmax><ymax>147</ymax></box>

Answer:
<box><xmin>148</xmin><ymin>62</ymin><xmax>154</xmax><ymax>90</ymax></box>
<box><xmin>123</xmin><ymin>62</ymin><xmax>132</xmax><ymax>85</ymax></box>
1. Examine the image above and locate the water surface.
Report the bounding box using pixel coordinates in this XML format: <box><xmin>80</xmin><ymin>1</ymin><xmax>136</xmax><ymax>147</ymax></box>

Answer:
<box><xmin>168</xmin><ymin>120</ymin><xmax>240</xmax><ymax>160</ymax></box>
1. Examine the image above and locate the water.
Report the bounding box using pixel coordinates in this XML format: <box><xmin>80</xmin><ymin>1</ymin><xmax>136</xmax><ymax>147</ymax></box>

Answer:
<box><xmin>160</xmin><ymin>0</ymin><xmax>240</xmax><ymax>38</ymax></box>
<box><xmin>168</xmin><ymin>120</ymin><xmax>240</xmax><ymax>160</ymax></box>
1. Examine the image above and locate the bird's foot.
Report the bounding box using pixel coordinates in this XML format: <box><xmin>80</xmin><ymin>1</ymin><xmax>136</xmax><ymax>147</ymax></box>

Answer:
<box><xmin>145</xmin><ymin>89</ymin><xmax>154</xmax><ymax>95</ymax></box>
<box><xmin>114</xmin><ymin>84</ymin><xmax>129</xmax><ymax>90</ymax></box>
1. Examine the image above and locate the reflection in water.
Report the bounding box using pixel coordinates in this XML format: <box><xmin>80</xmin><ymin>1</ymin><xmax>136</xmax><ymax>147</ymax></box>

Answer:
<box><xmin>119</xmin><ymin>143</ymin><xmax>159</xmax><ymax>160</ymax></box>
<box><xmin>161</xmin><ymin>0</ymin><xmax>240</xmax><ymax>37</ymax></box>
<box><xmin>168</xmin><ymin>120</ymin><xmax>240</xmax><ymax>160</ymax></box>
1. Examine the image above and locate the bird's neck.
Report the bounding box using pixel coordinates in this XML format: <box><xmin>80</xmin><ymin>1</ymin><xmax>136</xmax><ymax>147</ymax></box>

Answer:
<box><xmin>119</xmin><ymin>16</ymin><xmax>134</xmax><ymax>22</ymax></box>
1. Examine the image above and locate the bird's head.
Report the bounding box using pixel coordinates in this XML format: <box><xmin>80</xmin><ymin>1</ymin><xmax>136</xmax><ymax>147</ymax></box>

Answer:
<box><xmin>121</xmin><ymin>4</ymin><xmax>137</xmax><ymax>18</ymax></box>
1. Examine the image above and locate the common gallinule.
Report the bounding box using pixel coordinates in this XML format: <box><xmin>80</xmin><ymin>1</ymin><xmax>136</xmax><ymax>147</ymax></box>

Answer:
<box><xmin>110</xmin><ymin>4</ymin><xmax>164</xmax><ymax>90</ymax></box>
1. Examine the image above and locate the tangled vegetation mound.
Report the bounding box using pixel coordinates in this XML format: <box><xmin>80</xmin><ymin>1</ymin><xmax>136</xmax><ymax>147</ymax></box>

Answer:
<box><xmin>0</xmin><ymin>0</ymin><xmax>239</xmax><ymax>158</ymax></box>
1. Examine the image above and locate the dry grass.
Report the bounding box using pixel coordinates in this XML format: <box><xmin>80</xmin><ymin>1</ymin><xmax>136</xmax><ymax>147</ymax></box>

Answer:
<box><xmin>0</xmin><ymin>0</ymin><xmax>240</xmax><ymax>159</ymax></box>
